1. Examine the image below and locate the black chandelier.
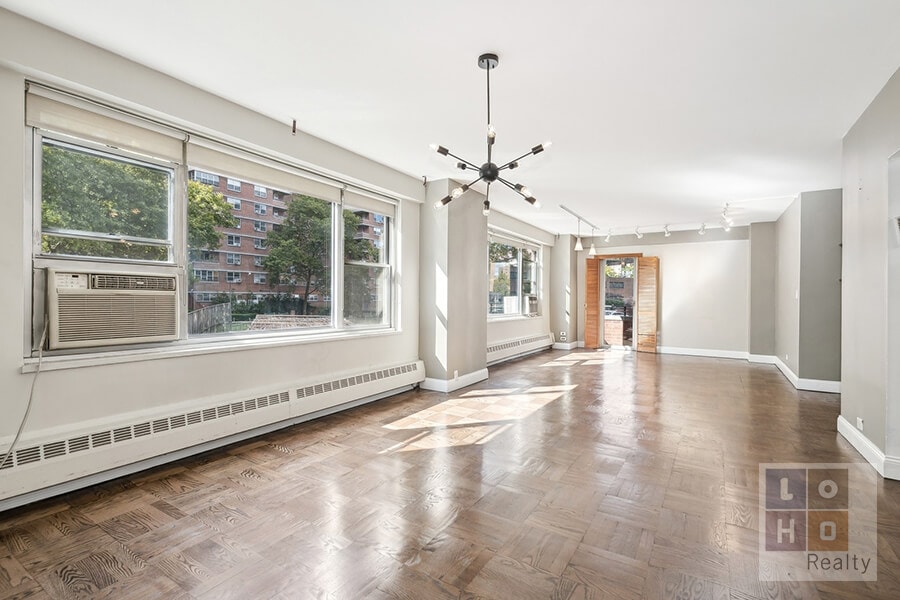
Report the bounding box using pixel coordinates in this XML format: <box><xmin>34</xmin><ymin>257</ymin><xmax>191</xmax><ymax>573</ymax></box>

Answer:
<box><xmin>432</xmin><ymin>53</ymin><xmax>550</xmax><ymax>216</ymax></box>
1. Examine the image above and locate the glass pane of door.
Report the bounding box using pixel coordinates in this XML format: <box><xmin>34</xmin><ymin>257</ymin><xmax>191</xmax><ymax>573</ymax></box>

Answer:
<box><xmin>602</xmin><ymin>257</ymin><xmax>636</xmax><ymax>348</ymax></box>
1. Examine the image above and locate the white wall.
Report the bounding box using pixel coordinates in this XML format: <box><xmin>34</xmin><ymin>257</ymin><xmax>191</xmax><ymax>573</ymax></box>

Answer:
<box><xmin>576</xmin><ymin>238</ymin><xmax>750</xmax><ymax>356</ymax></box>
<box><xmin>0</xmin><ymin>10</ymin><xmax>424</xmax><ymax>502</ymax></box>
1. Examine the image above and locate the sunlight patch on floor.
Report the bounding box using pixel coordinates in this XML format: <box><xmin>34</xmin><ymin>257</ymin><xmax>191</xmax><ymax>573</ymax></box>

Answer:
<box><xmin>380</xmin><ymin>384</ymin><xmax>575</xmax><ymax>453</ymax></box>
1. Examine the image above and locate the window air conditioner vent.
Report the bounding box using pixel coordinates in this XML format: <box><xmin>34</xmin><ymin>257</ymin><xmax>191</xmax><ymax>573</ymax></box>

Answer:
<box><xmin>48</xmin><ymin>269</ymin><xmax>178</xmax><ymax>350</ymax></box>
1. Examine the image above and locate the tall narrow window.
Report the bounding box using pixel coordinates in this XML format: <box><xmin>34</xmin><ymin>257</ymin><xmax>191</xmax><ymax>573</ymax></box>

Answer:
<box><xmin>343</xmin><ymin>207</ymin><xmax>390</xmax><ymax>326</ymax></box>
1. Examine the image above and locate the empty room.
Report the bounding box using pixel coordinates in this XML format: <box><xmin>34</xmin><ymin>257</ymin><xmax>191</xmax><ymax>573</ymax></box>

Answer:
<box><xmin>1</xmin><ymin>2</ymin><xmax>900</xmax><ymax>598</ymax></box>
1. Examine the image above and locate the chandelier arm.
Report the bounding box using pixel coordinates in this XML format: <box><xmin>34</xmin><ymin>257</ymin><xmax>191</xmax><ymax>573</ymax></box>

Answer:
<box><xmin>498</xmin><ymin>150</ymin><xmax>536</xmax><ymax>171</ymax></box>
<box><xmin>495</xmin><ymin>177</ymin><xmax>520</xmax><ymax>193</ymax></box>
<box><xmin>444</xmin><ymin>150</ymin><xmax>480</xmax><ymax>170</ymax></box>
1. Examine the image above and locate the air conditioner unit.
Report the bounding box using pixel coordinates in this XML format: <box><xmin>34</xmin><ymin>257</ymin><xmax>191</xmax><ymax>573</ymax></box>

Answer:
<box><xmin>48</xmin><ymin>269</ymin><xmax>179</xmax><ymax>350</ymax></box>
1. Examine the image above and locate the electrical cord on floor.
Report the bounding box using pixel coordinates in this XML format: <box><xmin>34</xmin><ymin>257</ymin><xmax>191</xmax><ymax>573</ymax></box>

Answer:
<box><xmin>1</xmin><ymin>318</ymin><xmax>49</xmax><ymax>471</ymax></box>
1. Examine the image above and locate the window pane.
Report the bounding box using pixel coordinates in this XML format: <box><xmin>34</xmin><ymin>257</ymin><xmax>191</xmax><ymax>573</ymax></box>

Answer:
<box><xmin>344</xmin><ymin>264</ymin><xmax>388</xmax><ymax>326</ymax></box>
<box><xmin>343</xmin><ymin>207</ymin><xmax>390</xmax><ymax>327</ymax></box>
<box><xmin>187</xmin><ymin>167</ymin><xmax>332</xmax><ymax>336</ymax></box>
<box><xmin>344</xmin><ymin>208</ymin><xmax>388</xmax><ymax>264</ymax></box>
<box><xmin>521</xmin><ymin>248</ymin><xmax>538</xmax><ymax>315</ymax></box>
<box><xmin>488</xmin><ymin>242</ymin><xmax>519</xmax><ymax>315</ymax></box>
<box><xmin>40</xmin><ymin>139</ymin><xmax>171</xmax><ymax>261</ymax></box>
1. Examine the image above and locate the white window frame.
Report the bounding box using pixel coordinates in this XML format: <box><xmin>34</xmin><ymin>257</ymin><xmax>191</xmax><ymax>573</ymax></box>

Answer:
<box><xmin>487</xmin><ymin>232</ymin><xmax>542</xmax><ymax>319</ymax></box>
<box><xmin>25</xmin><ymin>85</ymin><xmax>402</xmax><ymax>363</ymax></box>
<box><xmin>253</xmin><ymin>273</ymin><xmax>267</xmax><ymax>284</ymax></box>
<box><xmin>225</xmin><ymin>252</ymin><xmax>241</xmax><ymax>265</ymax></box>
<box><xmin>226</xmin><ymin>178</ymin><xmax>241</xmax><ymax>192</ymax></box>
<box><xmin>254</xmin><ymin>203</ymin><xmax>267</xmax><ymax>215</ymax></box>
<box><xmin>253</xmin><ymin>185</ymin><xmax>267</xmax><ymax>198</ymax></box>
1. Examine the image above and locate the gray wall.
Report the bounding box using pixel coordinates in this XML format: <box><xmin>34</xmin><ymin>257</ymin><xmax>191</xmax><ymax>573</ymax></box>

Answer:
<box><xmin>447</xmin><ymin>189</ymin><xmax>488</xmax><ymax>377</ymax></box>
<box><xmin>841</xmin><ymin>65</ymin><xmax>900</xmax><ymax>454</ymax></box>
<box><xmin>889</xmin><ymin>156</ymin><xmax>900</xmax><ymax>458</ymax></box>
<box><xmin>419</xmin><ymin>181</ymin><xmax>451</xmax><ymax>379</ymax></box>
<box><xmin>749</xmin><ymin>222</ymin><xmax>777</xmax><ymax>356</ymax></box>
<box><xmin>419</xmin><ymin>180</ymin><xmax>488</xmax><ymax>383</ymax></box>
<box><xmin>575</xmin><ymin>236</ymin><xmax>750</xmax><ymax>354</ymax></box>
<box><xmin>549</xmin><ymin>235</ymin><xmax>577</xmax><ymax>344</ymax></box>
<box><xmin>0</xmin><ymin>10</ymin><xmax>424</xmax><ymax>500</ymax></box>
<box><xmin>798</xmin><ymin>189</ymin><xmax>842</xmax><ymax>381</ymax></box>
<box><xmin>775</xmin><ymin>198</ymin><xmax>801</xmax><ymax>374</ymax></box>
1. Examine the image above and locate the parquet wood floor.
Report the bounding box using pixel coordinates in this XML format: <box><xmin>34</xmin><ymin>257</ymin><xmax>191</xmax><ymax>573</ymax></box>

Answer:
<box><xmin>1</xmin><ymin>350</ymin><xmax>898</xmax><ymax>599</ymax></box>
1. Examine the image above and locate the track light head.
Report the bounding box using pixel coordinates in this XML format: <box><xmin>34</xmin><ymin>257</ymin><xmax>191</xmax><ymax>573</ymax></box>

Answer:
<box><xmin>635</xmin><ymin>227</ymin><xmax>643</xmax><ymax>239</ymax></box>
<box><xmin>430</xmin><ymin>143</ymin><xmax>449</xmax><ymax>156</ymax></box>
<box><xmin>664</xmin><ymin>225</ymin><xmax>671</xmax><ymax>237</ymax></box>
<box><xmin>482</xmin><ymin>200</ymin><xmax>491</xmax><ymax>216</ymax></box>
<box><xmin>699</xmin><ymin>223</ymin><xmax>707</xmax><ymax>235</ymax></box>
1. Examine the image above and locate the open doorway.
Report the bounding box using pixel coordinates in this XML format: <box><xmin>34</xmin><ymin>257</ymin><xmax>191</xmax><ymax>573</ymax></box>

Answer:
<box><xmin>601</xmin><ymin>257</ymin><xmax>636</xmax><ymax>349</ymax></box>
<box><xmin>585</xmin><ymin>254</ymin><xmax>659</xmax><ymax>352</ymax></box>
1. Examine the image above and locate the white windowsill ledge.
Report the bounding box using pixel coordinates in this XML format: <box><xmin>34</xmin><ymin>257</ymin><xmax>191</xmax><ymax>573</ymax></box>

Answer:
<box><xmin>22</xmin><ymin>326</ymin><xmax>400</xmax><ymax>373</ymax></box>
<box><xmin>487</xmin><ymin>314</ymin><xmax>542</xmax><ymax>323</ymax></box>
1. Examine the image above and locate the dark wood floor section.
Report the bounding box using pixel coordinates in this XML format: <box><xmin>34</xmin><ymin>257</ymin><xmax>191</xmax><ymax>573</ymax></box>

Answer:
<box><xmin>2</xmin><ymin>350</ymin><xmax>899</xmax><ymax>599</ymax></box>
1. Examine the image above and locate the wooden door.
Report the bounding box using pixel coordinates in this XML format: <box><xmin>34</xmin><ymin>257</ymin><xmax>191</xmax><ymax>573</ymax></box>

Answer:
<box><xmin>585</xmin><ymin>258</ymin><xmax>600</xmax><ymax>348</ymax></box>
<box><xmin>636</xmin><ymin>256</ymin><xmax>659</xmax><ymax>353</ymax></box>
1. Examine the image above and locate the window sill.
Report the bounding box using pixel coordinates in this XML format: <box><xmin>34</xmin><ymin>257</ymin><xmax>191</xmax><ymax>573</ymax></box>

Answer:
<box><xmin>22</xmin><ymin>326</ymin><xmax>400</xmax><ymax>373</ymax></box>
<box><xmin>487</xmin><ymin>314</ymin><xmax>542</xmax><ymax>323</ymax></box>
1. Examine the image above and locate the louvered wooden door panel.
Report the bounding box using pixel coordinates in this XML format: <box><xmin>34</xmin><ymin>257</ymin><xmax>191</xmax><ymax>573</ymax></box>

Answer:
<box><xmin>637</xmin><ymin>256</ymin><xmax>659</xmax><ymax>353</ymax></box>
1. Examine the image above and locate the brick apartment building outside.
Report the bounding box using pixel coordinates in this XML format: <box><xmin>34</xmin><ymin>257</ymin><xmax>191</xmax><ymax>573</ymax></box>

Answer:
<box><xmin>187</xmin><ymin>170</ymin><xmax>382</xmax><ymax>312</ymax></box>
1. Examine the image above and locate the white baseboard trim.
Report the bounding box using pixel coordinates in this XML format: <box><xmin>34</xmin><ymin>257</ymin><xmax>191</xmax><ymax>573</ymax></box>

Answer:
<box><xmin>421</xmin><ymin>368</ymin><xmax>489</xmax><ymax>393</ymax></box>
<box><xmin>658</xmin><ymin>346</ymin><xmax>749</xmax><ymax>360</ymax></box>
<box><xmin>576</xmin><ymin>341</ymin><xmax>585</xmax><ymax>348</ymax></box>
<box><xmin>772</xmin><ymin>357</ymin><xmax>840</xmax><ymax>393</ymax></box>
<box><xmin>748</xmin><ymin>354</ymin><xmax>777</xmax><ymax>364</ymax></box>
<box><xmin>837</xmin><ymin>415</ymin><xmax>887</xmax><ymax>478</ymax></box>
<box><xmin>552</xmin><ymin>342</ymin><xmax>578</xmax><ymax>350</ymax></box>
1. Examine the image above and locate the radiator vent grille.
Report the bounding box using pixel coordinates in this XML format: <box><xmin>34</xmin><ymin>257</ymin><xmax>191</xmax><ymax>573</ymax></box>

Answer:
<box><xmin>296</xmin><ymin>363</ymin><xmax>418</xmax><ymax>399</ymax></box>
<box><xmin>1</xmin><ymin>362</ymin><xmax>419</xmax><ymax>471</ymax></box>
<box><xmin>487</xmin><ymin>334</ymin><xmax>553</xmax><ymax>355</ymax></box>
<box><xmin>0</xmin><ymin>389</ymin><xmax>289</xmax><ymax>471</ymax></box>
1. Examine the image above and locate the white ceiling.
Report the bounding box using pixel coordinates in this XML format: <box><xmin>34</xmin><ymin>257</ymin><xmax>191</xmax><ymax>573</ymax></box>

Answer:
<box><xmin>4</xmin><ymin>0</ymin><xmax>900</xmax><ymax>236</ymax></box>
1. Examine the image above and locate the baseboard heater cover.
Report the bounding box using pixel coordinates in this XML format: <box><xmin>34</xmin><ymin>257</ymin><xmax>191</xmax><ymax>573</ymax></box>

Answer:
<box><xmin>0</xmin><ymin>362</ymin><xmax>424</xmax><ymax>480</ymax></box>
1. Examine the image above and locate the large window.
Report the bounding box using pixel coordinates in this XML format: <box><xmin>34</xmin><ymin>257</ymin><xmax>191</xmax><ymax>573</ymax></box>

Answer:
<box><xmin>488</xmin><ymin>238</ymin><xmax>539</xmax><ymax>316</ymax></box>
<box><xmin>29</xmin><ymin>85</ymin><xmax>397</xmax><ymax>352</ymax></box>
<box><xmin>39</xmin><ymin>139</ymin><xmax>173</xmax><ymax>261</ymax></box>
<box><xmin>187</xmin><ymin>165</ymin><xmax>335</xmax><ymax>336</ymax></box>
<box><xmin>343</xmin><ymin>207</ymin><xmax>391</xmax><ymax>327</ymax></box>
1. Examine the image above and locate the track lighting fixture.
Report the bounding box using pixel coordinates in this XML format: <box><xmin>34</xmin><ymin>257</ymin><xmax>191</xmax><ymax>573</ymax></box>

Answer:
<box><xmin>431</xmin><ymin>53</ymin><xmax>548</xmax><ymax>214</ymax></box>
<box><xmin>635</xmin><ymin>227</ymin><xmax>643</xmax><ymax>239</ymax></box>
<box><xmin>664</xmin><ymin>225</ymin><xmax>671</xmax><ymax>237</ymax></box>
<box><xmin>604</xmin><ymin>229</ymin><xmax>611</xmax><ymax>243</ymax></box>
<box><xmin>588</xmin><ymin>227</ymin><xmax>597</xmax><ymax>256</ymax></box>
<box><xmin>699</xmin><ymin>223</ymin><xmax>707</xmax><ymax>235</ymax></box>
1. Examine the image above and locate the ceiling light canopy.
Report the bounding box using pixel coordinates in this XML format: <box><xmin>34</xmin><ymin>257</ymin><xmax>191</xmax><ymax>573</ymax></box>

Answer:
<box><xmin>432</xmin><ymin>53</ymin><xmax>549</xmax><ymax>216</ymax></box>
